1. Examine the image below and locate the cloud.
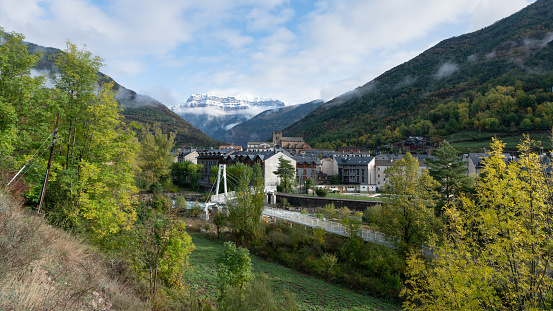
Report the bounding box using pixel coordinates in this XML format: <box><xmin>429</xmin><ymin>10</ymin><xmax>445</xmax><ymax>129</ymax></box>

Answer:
<box><xmin>0</xmin><ymin>0</ymin><xmax>538</xmax><ymax>107</ymax></box>
<box><xmin>246</xmin><ymin>7</ymin><xmax>295</xmax><ymax>32</ymax></box>
<box><xmin>434</xmin><ymin>62</ymin><xmax>459</xmax><ymax>79</ymax></box>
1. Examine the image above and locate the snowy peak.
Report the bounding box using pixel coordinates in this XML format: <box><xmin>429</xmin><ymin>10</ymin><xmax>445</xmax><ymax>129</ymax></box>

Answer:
<box><xmin>171</xmin><ymin>94</ymin><xmax>285</xmax><ymax>112</ymax></box>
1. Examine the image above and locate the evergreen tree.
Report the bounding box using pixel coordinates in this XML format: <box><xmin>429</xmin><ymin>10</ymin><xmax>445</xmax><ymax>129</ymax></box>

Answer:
<box><xmin>425</xmin><ymin>140</ymin><xmax>471</xmax><ymax>213</ymax></box>
<box><xmin>273</xmin><ymin>157</ymin><xmax>296</xmax><ymax>192</ymax></box>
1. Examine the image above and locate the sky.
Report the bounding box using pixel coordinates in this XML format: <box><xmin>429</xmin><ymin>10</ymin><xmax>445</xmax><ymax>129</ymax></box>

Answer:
<box><xmin>0</xmin><ymin>0</ymin><xmax>537</xmax><ymax>107</ymax></box>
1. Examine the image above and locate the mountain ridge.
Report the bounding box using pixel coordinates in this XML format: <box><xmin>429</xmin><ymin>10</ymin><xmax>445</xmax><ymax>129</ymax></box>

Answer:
<box><xmin>171</xmin><ymin>93</ymin><xmax>286</xmax><ymax>141</ymax></box>
<box><xmin>284</xmin><ymin>0</ymin><xmax>553</xmax><ymax>149</ymax></box>
<box><xmin>22</xmin><ymin>40</ymin><xmax>222</xmax><ymax>147</ymax></box>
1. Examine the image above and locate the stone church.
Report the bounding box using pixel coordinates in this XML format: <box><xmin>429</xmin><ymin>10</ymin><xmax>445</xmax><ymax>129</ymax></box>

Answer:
<box><xmin>272</xmin><ymin>130</ymin><xmax>311</xmax><ymax>154</ymax></box>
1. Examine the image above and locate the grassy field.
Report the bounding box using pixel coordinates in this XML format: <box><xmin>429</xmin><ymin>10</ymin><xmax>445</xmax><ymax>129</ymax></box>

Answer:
<box><xmin>183</xmin><ymin>231</ymin><xmax>400</xmax><ymax>311</ymax></box>
<box><xmin>448</xmin><ymin>131</ymin><xmax>551</xmax><ymax>150</ymax></box>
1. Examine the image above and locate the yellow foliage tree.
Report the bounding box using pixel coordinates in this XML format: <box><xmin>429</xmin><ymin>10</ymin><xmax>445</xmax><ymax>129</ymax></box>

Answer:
<box><xmin>403</xmin><ymin>137</ymin><xmax>553</xmax><ymax>310</ymax></box>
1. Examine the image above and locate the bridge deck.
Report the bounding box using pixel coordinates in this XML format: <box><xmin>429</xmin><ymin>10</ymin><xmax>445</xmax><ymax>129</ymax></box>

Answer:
<box><xmin>262</xmin><ymin>207</ymin><xmax>394</xmax><ymax>248</ymax></box>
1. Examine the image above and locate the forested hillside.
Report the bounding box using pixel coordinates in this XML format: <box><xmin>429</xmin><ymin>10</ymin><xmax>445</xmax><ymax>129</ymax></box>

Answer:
<box><xmin>26</xmin><ymin>41</ymin><xmax>222</xmax><ymax>148</ymax></box>
<box><xmin>286</xmin><ymin>0</ymin><xmax>553</xmax><ymax>150</ymax></box>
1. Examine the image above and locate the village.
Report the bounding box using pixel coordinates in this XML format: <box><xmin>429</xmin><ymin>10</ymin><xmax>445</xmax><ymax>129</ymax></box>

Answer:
<box><xmin>176</xmin><ymin>130</ymin><xmax>527</xmax><ymax>195</ymax></box>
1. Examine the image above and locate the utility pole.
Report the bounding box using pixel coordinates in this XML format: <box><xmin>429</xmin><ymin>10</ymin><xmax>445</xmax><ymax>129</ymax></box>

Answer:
<box><xmin>38</xmin><ymin>112</ymin><xmax>60</xmax><ymax>214</ymax></box>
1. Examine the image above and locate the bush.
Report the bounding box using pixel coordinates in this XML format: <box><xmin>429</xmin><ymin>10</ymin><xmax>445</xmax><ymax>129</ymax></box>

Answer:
<box><xmin>279</xmin><ymin>198</ymin><xmax>290</xmax><ymax>208</ymax></box>
<box><xmin>362</xmin><ymin>204</ymin><xmax>382</xmax><ymax>224</ymax></box>
<box><xmin>315</xmin><ymin>188</ymin><xmax>328</xmax><ymax>197</ymax></box>
<box><xmin>174</xmin><ymin>195</ymin><xmax>187</xmax><ymax>209</ymax></box>
<box><xmin>150</xmin><ymin>181</ymin><xmax>163</xmax><ymax>193</ymax></box>
<box><xmin>151</xmin><ymin>194</ymin><xmax>170</xmax><ymax>211</ymax></box>
<box><xmin>218</xmin><ymin>273</ymin><xmax>299</xmax><ymax>311</ymax></box>
<box><xmin>162</xmin><ymin>178</ymin><xmax>178</xmax><ymax>193</ymax></box>
<box><xmin>337</xmin><ymin>206</ymin><xmax>351</xmax><ymax>220</ymax></box>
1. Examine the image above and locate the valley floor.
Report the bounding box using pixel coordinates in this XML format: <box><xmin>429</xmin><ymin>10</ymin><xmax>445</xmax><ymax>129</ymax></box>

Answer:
<box><xmin>183</xmin><ymin>230</ymin><xmax>400</xmax><ymax>311</ymax></box>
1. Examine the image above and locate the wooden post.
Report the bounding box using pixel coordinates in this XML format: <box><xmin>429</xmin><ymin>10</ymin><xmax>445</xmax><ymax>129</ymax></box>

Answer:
<box><xmin>38</xmin><ymin>112</ymin><xmax>60</xmax><ymax>214</ymax></box>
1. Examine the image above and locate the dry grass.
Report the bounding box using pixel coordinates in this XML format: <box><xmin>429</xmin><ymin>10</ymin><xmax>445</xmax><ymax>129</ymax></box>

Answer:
<box><xmin>0</xmin><ymin>193</ymin><xmax>148</xmax><ymax>311</ymax></box>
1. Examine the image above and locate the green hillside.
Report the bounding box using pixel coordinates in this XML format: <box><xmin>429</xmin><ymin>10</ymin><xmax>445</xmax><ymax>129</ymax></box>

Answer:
<box><xmin>285</xmin><ymin>0</ymin><xmax>553</xmax><ymax>151</ymax></box>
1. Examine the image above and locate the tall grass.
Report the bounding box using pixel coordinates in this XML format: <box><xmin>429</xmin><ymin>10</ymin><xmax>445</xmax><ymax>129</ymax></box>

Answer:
<box><xmin>0</xmin><ymin>193</ymin><xmax>147</xmax><ymax>310</ymax></box>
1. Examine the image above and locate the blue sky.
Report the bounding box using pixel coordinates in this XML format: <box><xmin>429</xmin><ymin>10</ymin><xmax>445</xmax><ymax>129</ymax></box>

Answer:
<box><xmin>0</xmin><ymin>0</ymin><xmax>536</xmax><ymax>107</ymax></box>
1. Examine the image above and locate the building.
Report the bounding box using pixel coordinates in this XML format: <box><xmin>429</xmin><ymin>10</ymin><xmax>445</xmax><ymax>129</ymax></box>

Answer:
<box><xmin>219</xmin><ymin>144</ymin><xmax>243</xmax><ymax>151</ymax></box>
<box><xmin>272</xmin><ymin>130</ymin><xmax>311</xmax><ymax>154</ymax></box>
<box><xmin>176</xmin><ymin>150</ymin><xmax>199</xmax><ymax>164</ymax></box>
<box><xmin>336</xmin><ymin>156</ymin><xmax>375</xmax><ymax>185</ymax></box>
<box><xmin>246</xmin><ymin>142</ymin><xmax>274</xmax><ymax>152</ymax></box>
<box><xmin>293</xmin><ymin>155</ymin><xmax>321</xmax><ymax>186</ymax></box>
<box><xmin>463</xmin><ymin>153</ymin><xmax>514</xmax><ymax>176</ymax></box>
<box><xmin>220</xmin><ymin>148</ymin><xmax>296</xmax><ymax>191</ymax></box>
<box><xmin>196</xmin><ymin>149</ymin><xmax>236</xmax><ymax>186</ymax></box>
<box><xmin>336</xmin><ymin>146</ymin><xmax>371</xmax><ymax>156</ymax></box>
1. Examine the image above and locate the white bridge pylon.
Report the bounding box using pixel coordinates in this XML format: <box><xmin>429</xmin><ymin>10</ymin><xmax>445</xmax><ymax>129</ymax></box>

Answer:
<box><xmin>203</xmin><ymin>164</ymin><xmax>235</xmax><ymax>220</ymax></box>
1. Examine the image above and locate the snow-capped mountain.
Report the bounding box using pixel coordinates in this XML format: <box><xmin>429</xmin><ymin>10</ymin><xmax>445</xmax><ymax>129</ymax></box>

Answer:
<box><xmin>171</xmin><ymin>94</ymin><xmax>285</xmax><ymax>141</ymax></box>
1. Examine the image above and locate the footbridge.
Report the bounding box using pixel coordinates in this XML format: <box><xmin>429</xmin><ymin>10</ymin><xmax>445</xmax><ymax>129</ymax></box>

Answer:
<box><xmin>203</xmin><ymin>165</ymin><xmax>396</xmax><ymax>249</ymax></box>
<box><xmin>262</xmin><ymin>207</ymin><xmax>394</xmax><ymax>248</ymax></box>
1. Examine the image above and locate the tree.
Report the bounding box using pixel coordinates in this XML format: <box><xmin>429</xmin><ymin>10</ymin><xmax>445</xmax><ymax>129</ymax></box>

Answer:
<box><xmin>227</xmin><ymin>163</ymin><xmax>265</xmax><ymax>238</ymax></box>
<box><xmin>213</xmin><ymin>212</ymin><xmax>227</xmax><ymax>239</ymax></box>
<box><xmin>138</xmin><ymin>123</ymin><xmax>175</xmax><ymax>185</ymax></box>
<box><xmin>304</xmin><ymin>178</ymin><xmax>314</xmax><ymax>195</ymax></box>
<box><xmin>329</xmin><ymin>174</ymin><xmax>341</xmax><ymax>185</ymax></box>
<box><xmin>217</xmin><ymin>241</ymin><xmax>253</xmax><ymax>298</ymax></box>
<box><xmin>403</xmin><ymin>137</ymin><xmax>553</xmax><ymax>310</ymax></box>
<box><xmin>129</xmin><ymin>213</ymin><xmax>195</xmax><ymax>302</ymax></box>
<box><xmin>425</xmin><ymin>140</ymin><xmax>471</xmax><ymax>213</ymax></box>
<box><xmin>44</xmin><ymin>42</ymin><xmax>139</xmax><ymax>240</ymax></box>
<box><xmin>171</xmin><ymin>160</ymin><xmax>203</xmax><ymax>189</ymax></box>
<box><xmin>380</xmin><ymin>153</ymin><xmax>439</xmax><ymax>257</ymax></box>
<box><xmin>0</xmin><ymin>30</ymin><xmax>55</xmax><ymax>165</ymax></box>
<box><xmin>52</xmin><ymin>41</ymin><xmax>104</xmax><ymax>171</ymax></box>
<box><xmin>273</xmin><ymin>157</ymin><xmax>296</xmax><ymax>192</ymax></box>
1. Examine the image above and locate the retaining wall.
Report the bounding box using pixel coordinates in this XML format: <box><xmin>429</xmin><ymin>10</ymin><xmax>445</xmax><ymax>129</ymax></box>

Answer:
<box><xmin>276</xmin><ymin>193</ymin><xmax>383</xmax><ymax>211</ymax></box>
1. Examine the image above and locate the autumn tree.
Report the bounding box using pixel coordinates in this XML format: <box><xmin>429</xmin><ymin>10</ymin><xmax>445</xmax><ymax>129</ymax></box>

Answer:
<box><xmin>380</xmin><ymin>153</ymin><xmax>439</xmax><ymax>257</ymax></box>
<box><xmin>403</xmin><ymin>138</ymin><xmax>553</xmax><ymax>310</ymax></box>
<box><xmin>129</xmin><ymin>212</ymin><xmax>195</xmax><ymax>302</ymax></box>
<box><xmin>217</xmin><ymin>241</ymin><xmax>253</xmax><ymax>296</ymax></box>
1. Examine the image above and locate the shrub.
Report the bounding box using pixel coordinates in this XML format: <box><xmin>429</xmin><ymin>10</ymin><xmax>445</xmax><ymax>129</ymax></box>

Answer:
<box><xmin>162</xmin><ymin>178</ymin><xmax>178</xmax><ymax>193</ymax></box>
<box><xmin>151</xmin><ymin>194</ymin><xmax>170</xmax><ymax>211</ymax></box>
<box><xmin>279</xmin><ymin>197</ymin><xmax>290</xmax><ymax>208</ymax></box>
<box><xmin>150</xmin><ymin>181</ymin><xmax>163</xmax><ymax>193</ymax></box>
<box><xmin>337</xmin><ymin>206</ymin><xmax>351</xmax><ymax>220</ymax></box>
<box><xmin>363</xmin><ymin>204</ymin><xmax>382</xmax><ymax>224</ymax></box>
<box><xmin>218</xmin><ymin>273</ymin><xmax>299</xmax><ymax>311</ymax></box>
<box><xmin>315</xmin><ymin>188</ymin><xmax>328</xmax><ymax>197</ymax></box>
